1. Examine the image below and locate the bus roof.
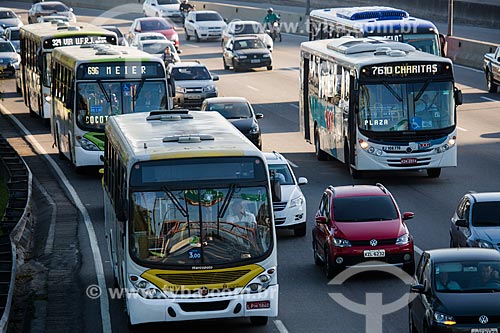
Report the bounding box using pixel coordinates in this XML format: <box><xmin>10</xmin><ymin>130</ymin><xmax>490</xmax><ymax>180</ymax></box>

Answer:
<box><xmin>301</xmin><ymin>36</ymin><xmax>452</xmax><ymax>68</ymax></box>
<box><xmin>106</xmin><ymin>110</ymin><xmax>262</xmax><ymax>164</ymax></box>
<box><xmin>309</xmin><ymin>6</ymin><xmax>438</xmax><ymax>34</ymax></box>
<box><xmin>20</xmin><ymin>21</ymin><xmax>116</xmax><ymax>38</ymax></box>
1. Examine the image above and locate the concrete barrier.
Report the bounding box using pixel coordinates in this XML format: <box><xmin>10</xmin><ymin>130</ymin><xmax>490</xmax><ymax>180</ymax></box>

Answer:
<box><xmin>446</xmin><ymin>36</ymin><xmax>497</xmax><ymax>70</ymax></box>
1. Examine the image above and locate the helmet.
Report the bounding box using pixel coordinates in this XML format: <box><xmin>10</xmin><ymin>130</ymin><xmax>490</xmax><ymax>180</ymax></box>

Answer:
<box><xmin>267</xmin><ymin>7</ymin><xmax>273</xmax><ymax>14</ymax></box>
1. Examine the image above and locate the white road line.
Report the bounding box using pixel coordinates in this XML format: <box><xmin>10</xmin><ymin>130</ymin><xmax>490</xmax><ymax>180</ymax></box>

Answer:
<box><xmin>33</xmin><ymin>177</ymin><xmax>57</xmax><ymax>256</ymax></box>
<box><xmin>453</xmin><ymin>64</ymin><xmax>484</xmax><ymax>74</ymax></box>
<box><xmin>415</xmin><ymin>245</ymin><xmax>423</xmax><ymax>256</ymax></box>
<box><xmin>274</xmin><ymin>320</ymin><xmax>290</xmax><ymax>333</ymax></box>
<box><xmin>183</xmin><ymin>44</ymin><xmax>200</xmax><ymax>48</ymax></box>
<box><xmin>457</xmin><ymin>126</ymin><xmax>468</xmax><ymax>132</ymax></box>
<box><xmin>0</xmin><ymin>104</ymin><xmax>112</xmax><ymax>333</ymax></box>
<box><xmin>246</xmin><ymin>85</ymin><xmax>259</xmax><ymax>92</ymax></box>
<box><xmin>480</xmin><ymin>96</ymin><xmax>499</xmax><ymax>102</ymax></box>
<box><xmin>287</xmin><ymin>159</ymin><xmax>299</xmax><ymax>168</ymax></box>
<box><xmin>289</xmin><ymin>103</ymin><xmax>299</xmax><ymax>109</ymax></box>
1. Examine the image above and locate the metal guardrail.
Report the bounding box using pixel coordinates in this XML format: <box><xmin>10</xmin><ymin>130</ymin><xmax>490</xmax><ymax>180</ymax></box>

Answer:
<box><xmin>0</xmin><ymin>135</ymin><xmax>33</xmax><ymax>333</ymax></box>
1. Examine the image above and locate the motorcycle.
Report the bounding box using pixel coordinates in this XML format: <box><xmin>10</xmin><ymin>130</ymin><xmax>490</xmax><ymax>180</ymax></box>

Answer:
<box><xmin>180</xmin><ymin>4</ymin><xmax>195</xmax><ymax>26</ymax></box>
<box><xmin>265</xmin><ymin>21</ymin><xmax>281</xmax><ymax>42</ymax></box>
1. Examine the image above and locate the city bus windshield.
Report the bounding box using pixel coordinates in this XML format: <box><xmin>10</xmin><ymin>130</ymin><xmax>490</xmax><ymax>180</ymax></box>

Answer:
<box><xmin>402</xmin><ymin>33</ymin><xmax>440</xmax><ymax>56</ymax></box>
<box><xmin>130</xmin><ymin>186</ymin><xmax>272</xmax><ymax>266</ymax></box>
<box><xmin>358</xmin><ymin>81</ymin><xmax>454</xmax><ymax>132</ymax></box>
<box><xmin>76</xmin><ymin>81</ymin><xmax>167</xmax><ymax>131</ymax></box>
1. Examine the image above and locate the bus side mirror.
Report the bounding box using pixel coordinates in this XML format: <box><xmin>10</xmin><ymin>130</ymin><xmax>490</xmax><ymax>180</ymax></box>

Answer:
<box><xmin>116</xmin><ymin>199</ymin><xmax>128</xmax><ymax>223</ymax></box>
<box><xmin>454</xmin><ymin>88</ymin><xmax>463</xmax><ymax>106</ymax></box>
<box><xmin>271</xmin><ymin>179</ymin><xmax>281</xmax><ymax>202</ymax></box>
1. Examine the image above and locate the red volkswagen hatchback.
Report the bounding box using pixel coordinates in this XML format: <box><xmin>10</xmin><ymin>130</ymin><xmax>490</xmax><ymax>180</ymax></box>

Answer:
<box><xmin>312</xmin><ymin>184</ymin><xmax>415</xmax><ymax>278</ymax></box>
<box><xmin>127</xmin><ymin>17</ymin><xmax>179</xmax><ymax>49</ymax></box>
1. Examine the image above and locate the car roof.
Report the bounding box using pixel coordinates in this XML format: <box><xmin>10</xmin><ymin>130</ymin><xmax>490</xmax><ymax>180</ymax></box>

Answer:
<box><xmin>195</xmin><ymin>10</ymin><xmax>220</xmax><ymax>14</ymax></box>
<box><xmin>469</xmin><ymin>192</ymin><xmax>500</xmax><ymax>203</ymax></box>
<box><xmin>141</xmin><ymin>39</ymin><xmax>174</xmax><ymax>46</ymax></box>
<box><xmin>39</xmin><ymin>1</ymin><xmax>67</xmax><ymax>5</ymax></box>
<box><xmin>426</xmin><ymin>248</ymin><xmax>500</xmax><ymax>262</ymax></box>
<box><xmin>263</xmin><ymin>152</ymin><xmax>287</xmax><ymax>164</ymax></box>
<box><xmin>232</xmin><ymin>35</ymin><xmax>261</xmax><ymax>41</ymax></box>
<box><xmin>229</xmin><ymin>20</ymin><xmax>260</xmax><ymax>25</ymax></box>
<box><xmin>171</xmin><ymin>61</ymin><xmax>206</xmax><ymax>68</ymax></box>
<box><xmin>330</xmin><ymin>184</ymin><xmax>389</xmax><ymax>198</ymax></box>
<box><xmin>135</xmin><ymin>17</ymin><xmax>167</xmax><ymax>22</ymax></box>
<box><xmin>0</xmin><ymin>7</ymin><xmax>16</xmax><ymax>12</ymax></box>
<box><xmin>204</xmin><ymin>97</ymin><xmax>248</xmax><ymax>104</ymax></box>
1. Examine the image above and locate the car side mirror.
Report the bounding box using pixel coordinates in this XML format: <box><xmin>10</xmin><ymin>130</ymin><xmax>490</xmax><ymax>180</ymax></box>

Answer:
<box><xmin>455</xmin><ymin>218</ymin><xmax>468</xmax><ymax>227</ymax></box>
<box><xmin>70</xmin><ymin>8</ymin><xmax>73</xmax><ymax>12</ymax></box>
<box><xmin>255</xmin><ymin>113</ymin><xmax>263</xmax><ymax>119</ymax></box>
<box><xmin>315</xmin><ymin>215</ymin><xmax>327</xmax><ymax>224</ymax></box>
<box><xmin>403</xmin><ymin>212</ymin><xmax>415</xmax><ymax>221</ymax></box>
<box><xmin>271</xmin><ymin>179</ymin><xmax>281</xmax><ymax>202</ymax></box>
<box><xmin>212</xmin><ymin>74</ymin><xmax>219</xmax><ymax>81</ymax></box>
<box><xmin>151</xmin><ymin>3</ymin><xmax>156</xmax><ymax>5</ymax></box>
<box><xmin>454</xmin><ymin>87</ymin><xmax>463</xmax><ymax>106</ymax></box>
<box><xmin>298</xmin><ymin>177</ymin><xmax>308</xmax><ymax>185</ymax></box>
<box><xmin>135</xmin><ymin>28</ymin><xmax>141</xmax><ymax>33</ymax></box>
<box><xmin>410</xmin><ymin>284</ymin><xmax>425</xmax><ymax>294</ymax></box>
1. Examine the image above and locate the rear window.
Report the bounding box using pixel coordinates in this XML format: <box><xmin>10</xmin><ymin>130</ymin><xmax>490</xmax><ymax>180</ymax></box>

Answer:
<box><xmin>333</xmin><ymin>196</ymin><xmax>398</xmax><ymax>222</ymax></box>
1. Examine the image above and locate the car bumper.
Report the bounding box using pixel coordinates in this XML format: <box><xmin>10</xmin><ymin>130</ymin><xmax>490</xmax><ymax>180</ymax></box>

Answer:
<box><xmin>174</xmin><ymin>92</ymin><xmax>218</xmax><ymax>108</ymax></box>
<box><xmin>274</xmin><ymin>203</ymin><xmax>306</xmax><ymax>228</ymax></box>
<box><xmin>196</xmin><ymin>32</ymin><xmax>223</xmax><ymax>40</ymax></box>
<box><xmin>429</xmin><ymin>322</ymin><xmax>500</xmax><ymax>333</ymax></box>
<box><xmin>234</xmin><ymin>58</ymin><xmax>272</xmax><ymax>69</ymax></box>
<box><xmin>0</xmin><ymin>64</ymin><xmax>16</xmax><ymax>77</ymax></box>
<box><xmin>330</xmin><ymin>243</ymin><xmax>414</xmax><ymax>268</ymax></box>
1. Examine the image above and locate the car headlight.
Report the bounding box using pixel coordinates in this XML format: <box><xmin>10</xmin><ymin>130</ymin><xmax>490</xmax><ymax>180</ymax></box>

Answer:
<box><xmin>203</xmin><ymin>85</ymin><xmax>216</xmax><ymax>93</ymax></box>
<box><xmin>175</xmin><ymin>86</ymin><xmax>186</xmax><ymax>93</ymax></box>
<box><xmin>237</xmin><ymin>55</ymin><xmax>247</xmax><ymax>59</ymax></box>
<box><xmin>474</xmin><ymin>239</ymin><xmax>494</xmax><ymax>248</ymax></box>
<box><xmin>77</xmin><ymin>137</ymin><xmax>100</xmax><ymax>151</ymax></box>
<box><xmin>263</xmin><ymin>54</ymin><xmax>271</xmax><ymax>58</ymax></box>
<box><xmin>249</xmin><ymin>123</ymin><xmax>259</xmax><ymax>134</ymax></box>
<box><xmin>129</xmin><ymin>275</ymin><xmax>167</xmax><ymax>299</ymax></box>
<box><xmin>433</xmin><ymin>311</ymin><xmax>456</xmax><ymax>325</ymax></box>
<box><xmin>289</xmin><ymin>196</ymin><xmax>304</xmax><ymax>208</ymax></box>
<box><xmin>333</xmin><ymin>237</ymin><xmax>351</xmax><ymax>247</ymax></box>
<box><xmin>395</xmin><ymin>233</ymin><xmax>410</xmax><ymax>245</ymax></box>
<box><xmin>242</xmin><ymin>268</ymin><xmax>275</xmax><ymax>294</ymax></box>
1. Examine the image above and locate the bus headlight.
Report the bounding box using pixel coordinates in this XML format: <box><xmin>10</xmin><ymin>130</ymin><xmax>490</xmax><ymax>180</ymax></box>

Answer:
<box><xmin>435</xmin><ymin>137</ymin><xmax>456</xmax><ymax>154</ymax></box>
<box><xmin>243</xmin><ymin>268</ymin><xmax>275</xmax><ymax>294</ymax></box>
<box><xmin>129</xmin><ymin>275</ymin><xmax>167</xmax><ymax>299</ymax></box>
<box><xmin>78</xmin><ymin>137</ymin><xmax>100</xmax><ymax>151</ymax></box>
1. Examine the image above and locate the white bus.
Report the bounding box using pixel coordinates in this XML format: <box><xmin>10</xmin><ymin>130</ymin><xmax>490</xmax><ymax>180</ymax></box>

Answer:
<box><xmin>51</xmin><ymin>44</ymin><xmax>169</xmax><ymax>170</ymax></box>
<box><xmin>300</xmin><ymin>37</ymin><xmax>462</xmax><ymax>178</ymax></box>
<box><xmin>309</xmin><ymin>6</ymin><xmax>443</xmax><ymax>56</ymax></box>
<box><xmin>19</xmin><ymin>22</ymin><xmax>117</xmax><ymax>122</ymax></box>
<box><xmin>103</xmin><ymin>110</ymin><xmax>280</xmax><ymax>327</ymax></box>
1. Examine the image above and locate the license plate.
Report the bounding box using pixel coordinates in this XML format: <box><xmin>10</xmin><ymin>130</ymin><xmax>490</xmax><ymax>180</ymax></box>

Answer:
<box><xmin>401</xmin><ymin>158</ymin><xmax>418</xmax><ymax>165</ymax></box>
<box><xmin>364</xmin><ymin>250</ymin><xmax>385</xmax><ymax>258</ymax></box>
<box><xmin>246</xmin><ymin>301</ymin><xmax>270</xmax><ymax>310</ymax></box>
<box><xmin>471</xmin><ymin>329</ymin><xmax>498</xmax><ymax>333</ymax></box>
<box><xmin>250</xmin><ymin>59</ymin><xmax>261</xmax><ymax>63</ymax></box>
<box><xmin>187</xmin><ymin>95</ymin><xmax>201</xmax><ymax>99</ymax></box>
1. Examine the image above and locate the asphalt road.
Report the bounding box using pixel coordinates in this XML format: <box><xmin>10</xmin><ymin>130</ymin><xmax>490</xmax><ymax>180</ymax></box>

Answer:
<box><xmin>1</xmin><ymin>2</ymin><xmax>500</xmax><ymax>333</ymax></box>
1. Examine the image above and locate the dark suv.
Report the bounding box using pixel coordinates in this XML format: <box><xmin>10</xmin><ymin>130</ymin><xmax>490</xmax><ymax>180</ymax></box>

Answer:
<box><xmin>312</xmin><ymin>183</ymin><xmax>415</xmax><ymax>278</ymax></box>
<box><xmin>222</xmin><ymin>35</ymin><xmax>272</xmax><ymax>71</ymax></box>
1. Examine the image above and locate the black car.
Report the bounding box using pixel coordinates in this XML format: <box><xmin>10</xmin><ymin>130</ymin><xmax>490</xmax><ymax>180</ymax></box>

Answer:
<box><xmin>100</xmin><ymin>26</ymin><xmax>128</xmax><ymax>46</ymax></box>
<box><xmin>222</xmin><ymin>35</ymin><xmax>272</xmax><ymax>71</ymax></box>
<box><xmin>409</xmin><ymin>248</ymin><xmax>500</xmax><ymax>333</ymax></box>
<box><xmin>201</xmin><ymin>97</ymin><xmax>263</xmax><ymax>150</ymax></box>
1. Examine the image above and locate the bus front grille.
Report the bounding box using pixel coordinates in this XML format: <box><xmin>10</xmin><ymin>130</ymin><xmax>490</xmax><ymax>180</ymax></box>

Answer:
<box><xmin>179</xmin><ymin>300</ymin><xmax>230</xmax><ymax>312</ymax></box>
<box><xmin>157</xmin><ymin>269</ymin><xmax>251</xmax><ymax>285</ymax></box>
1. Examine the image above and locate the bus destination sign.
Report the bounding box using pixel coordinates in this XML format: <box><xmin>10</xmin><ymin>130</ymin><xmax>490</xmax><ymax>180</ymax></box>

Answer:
<box><xmin>43</xmin><ymin>35</ymin><xmax>116</xmax><ymax>49</ymax></box>
<box><xmin>360</xmin><ymin>62</ymin><xmax>452</xmax><ymax>79</ymax></box>
<box><xmin>77</xmin><ymin>62</ymin><xmax>165</xmax><ymax>80</ymax></box>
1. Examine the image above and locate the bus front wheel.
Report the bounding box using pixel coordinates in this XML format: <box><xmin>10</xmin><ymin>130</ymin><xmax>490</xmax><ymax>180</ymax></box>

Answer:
<box><xmin>314</xmin><ymin>130</ymin><xmax>328</xmax><ymax>161</ymax></box>
<box><xmin>426</xmin><ymin>168</ymin><xmax>441</xmax><ymax>178</ymax></box>
<box><xmin>250</xmin><ymin>316</ymin><xmax>268</xmax><ymax>326</ymax></box>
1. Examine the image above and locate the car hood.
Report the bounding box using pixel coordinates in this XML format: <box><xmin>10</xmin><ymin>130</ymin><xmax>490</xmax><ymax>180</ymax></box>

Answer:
<box><xmin>234</xmin><ymin>49</ymin><xmax>270</xmax><ymax>56</ymax></box>
<box><xmin>0</xmin><ymin>52</ymin><xmax>19</xmax><ymax>61</ymax></box>
<box><xmin>157</xmin><ymin>4</ymin><xmax>180</xmax><ymax>11</ymax></box>
<box><xmin>0</xmin><ymin>18</ymin><xmax>22</xmax><ymax>28</ymax></box>
<box><xmin>227</xmin><ymin>118</ymin><xmax>255</xmax><ymax>133</ymax></box>
<box><xmin>154</xmin><ymin>29</ymin><xmax>177</xmax><ymax>39</ymax></box>
<box><xmin>175</xmin><ymin>80</ymin><xmax>213</xmax><ymax>88</ymax></box>
<box><xmin>435</xmin><ymin>293</ymin><xmax>500</xmax><ymax>316</ymax></box>
<box><xmin>335</xmin><ymin>220</ymin><xmax>404</xmax><ymax>240</ymax></box>
<box><xmin>475</xmin><ymin>227</ymin><xmax>500</xmax><ymax>244</ymax></box>
<box><xmin>279</xmin><ymin>184</ymin><xmax>303</xmax><ymax>203</ymax></box>
<box><xmin>196</xmin><ymin>21</ymin><xmax>226</xmax><ymax>29</ymax></box>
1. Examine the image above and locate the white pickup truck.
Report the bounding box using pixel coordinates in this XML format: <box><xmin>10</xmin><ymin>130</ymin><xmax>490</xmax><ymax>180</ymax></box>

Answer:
<box><xmin>483</xmin><ymin>45</ymin><xmax>500</xmax><ymax>93</ymax></box>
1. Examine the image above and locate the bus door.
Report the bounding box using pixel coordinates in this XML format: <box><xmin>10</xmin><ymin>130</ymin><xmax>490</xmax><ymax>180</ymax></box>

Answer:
<box><xmin>302</xmin><ymin>56</ymin><xmax>311</xmax><ymax>142</ymax></box>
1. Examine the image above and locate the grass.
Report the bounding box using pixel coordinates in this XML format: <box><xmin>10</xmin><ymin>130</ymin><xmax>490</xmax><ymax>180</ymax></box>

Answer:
<box><xmin>0</xmin><ymin>178</ymin><xmax>8</xmax><ymax>220</ymax></box>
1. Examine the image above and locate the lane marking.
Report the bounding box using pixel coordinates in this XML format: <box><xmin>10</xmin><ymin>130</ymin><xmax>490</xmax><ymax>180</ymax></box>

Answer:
<box><xmin>457</xmin><ymin>126</ymin><xmax>468</xmax><ymax>132</ymax></box>
<box><xmin>183</xmin><ymin>44</ymin><xmax>200</xmax><ymax>48</ymax></box>
<box><xmin>246</xmin><ymin>85</ymin><xmax>259</xmax><ymax>92</ymax></box>
<box><xmin>288</xmin><ymin>103</ymin><xmax>299</xmax><ymax>108</ymax></box>
<box><xmin>480</xmin><ymin>96</ymin><xmax>499</xmax><ymax>102</ymax></box>
<box><xmin>453</xmin><ymin>64</ymin><xmax>483</xmax><ymax>74</ymax></box>
<box><xmin>274</xmin><ymin>319</ymin><xmax>290</xmax><ymax>333</ymax></box>
<box><xmin>0</xmin><ymin>104</ymin><xmax>112</xmax><ymax>333</ymax></box>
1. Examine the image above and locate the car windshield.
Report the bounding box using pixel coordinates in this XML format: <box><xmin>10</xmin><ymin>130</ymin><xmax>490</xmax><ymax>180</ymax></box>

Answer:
<box><xmin>43</xmin><ymin>16</ymin><xmax>69</xmax><ymax>22</ymax></box>
<box><xmin>0</xmin><ymin>10</ymin><xmax>16</xmax><ymax>19</ymax></box>
<box><xmin>233</xmin><ymin>23</ymin><xmax>263</xmax><ymax>35</ymax></box>
<box><xmin>130</xmin><ymin>187</ymin><xmax>272</xmax><ymax>266</ymax></box>
<box><xmin>171</xmin><ymin>66</ymin><xmax>211</xmax><ymax>80</ymax></box>
<box><xmin>41</xmin><ymin>3</ymin><xmax>69</xmax><ymax>11</ymax></box>
<box><xmin>472</xmin><ymin>201</ymin><xmax>500</xmax><ymax>227</ymax></box>
<box><xmin>0</xmin><ymin>42</ymin><xmax>15</xmax><ymax>53</ymax></box>
<box><xmin>196</xmin><ymin>13</ymin><xmax>223</xmax><ymax>21</ymax></box>
<box><xmin>206</xmin><ymin>102</ymin><xmax>251</xmax><ymax>119</ymax></box>
<box><xmin>434</xmin><ymin>261</ymin><xmax>500</xmax><ymax>293</ymax></box>
<box><xmin>333</xmin><ymin>196</ymin><xmax>398</xmax><ymax>222</ymax></box>
<box><xmin>157</xmin><ymin>0</ymin><xmax>179</xmax><ymax>4</ymax></box>
<box><xmin>142</xmin><ymin>42</ymin><xmax>173</xmax><ymax>54</ymax></box>
<box><xmin>234</xmin><ymin>39</ymin><xmax>265</xmax><ymax>50</ymax></box>
<box><xmin>8</xmin><ymin>30</ymin><xmax>20</xmax><ymax>40</ymax></box>
<box><xmin>141</xmin><ymin>19</ymin><xmax>172</xmax><ymax>31</ymax></box>
<box><xmin>267</xmin><ymin>164</ymin><xmax>294</xmax><ymax>185</ymax></box>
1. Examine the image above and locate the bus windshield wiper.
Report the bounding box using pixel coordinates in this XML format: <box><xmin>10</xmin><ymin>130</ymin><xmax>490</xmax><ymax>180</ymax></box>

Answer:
<box><xmin>96</xmin><ymin>80</ymin><xmax>111</xmax><ymax>103</ymax></box>
<box><xmin>133</xmin><ymin>78</ymin><xmax>146</xmax><ymax>103</ymax></box>
<box><xmin>162</xmin><ymin>186</ymin><xmax>188</xmax><ymax>218</ymax></box>
<box><xmin>383</xmin><ymin>82</ymin><xmax>403</xmax><ymax>102</ymax></box>
<box><xmin>218</xmin><ymin>184</ymin><xmax>236</xmax><ymax>219</ymax></box>
<box><xmin>414</xmin><ymin>79</ymin><xmax>431</xmax><ymax>101</ymax></box>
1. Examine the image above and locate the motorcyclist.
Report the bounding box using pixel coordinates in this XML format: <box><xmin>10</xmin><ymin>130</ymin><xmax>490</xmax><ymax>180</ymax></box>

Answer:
<box><xmin>263</xmin><ymin>7</ymin><xmax>280</xmax><ymax>31</ymax></box>
<box><xmin>179</xmin><ymin>0</ymin><xmax>195</xmax><ymax>14</ymax></box>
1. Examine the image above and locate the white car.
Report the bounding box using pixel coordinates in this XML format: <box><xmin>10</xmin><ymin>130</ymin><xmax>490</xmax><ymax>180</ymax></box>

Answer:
<box><xmin>264</xmin><ymin>152</ymin><xmax>308</xmax><ymax>237</ymax></box>
<box><xmin>36</xmin><ymin>15</ymin><xmax>70</xmax><ymax>23</ymax></box>
<box><xmin>142</xmin><ymin>0</ymin><xmax>183</xmax><ymax>24</ymax></box>
<box><xmin>130</xmin><ymin>32</ymin><xmax>167</xmax><ymax>48</ymax></box>
<box><xmin>184</xmin><ymin>10</ymin><xmax>226</xmax><ymax>42</ymax></box>
<box><xmin>138</xmin><ymin>39</ymin><xmax>180</xmax><ymax>64</ymax></box>
<box><xmin>222</xmin><ymin>20</ymin><xmax>273</xmax><ymax>51</ymax></box>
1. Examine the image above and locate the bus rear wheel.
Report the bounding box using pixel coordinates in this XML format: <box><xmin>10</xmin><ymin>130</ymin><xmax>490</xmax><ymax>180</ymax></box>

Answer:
<box><xmin>314</xmin><ymin>130</ymin><xmax>328</xmax><ymax>161</ymax></box>
<box><xmin>250</xmin><ymin>316</ymin><xmax>268</xmax><ymax>326</ymax></box>
<box><xmin>426</xmin><ymin>168</ymin><xmax>441</xmax><ymax>178</ymax></box>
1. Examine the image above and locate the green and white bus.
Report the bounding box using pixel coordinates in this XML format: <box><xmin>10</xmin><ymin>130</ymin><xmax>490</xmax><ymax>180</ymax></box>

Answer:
<box><xmin>51</xmin><ymin>44</ymin><xmax>169</xmax><ymax>169</ymax></box>
<box><xmin>103</xmin><ymin>110</ymin><xmax>279</xmax><ymax>327</ymax></box>
<box><xmin>20</xmin><ymin>22</ymin><xmax>118</xmax><ymax>122</ymax></box>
